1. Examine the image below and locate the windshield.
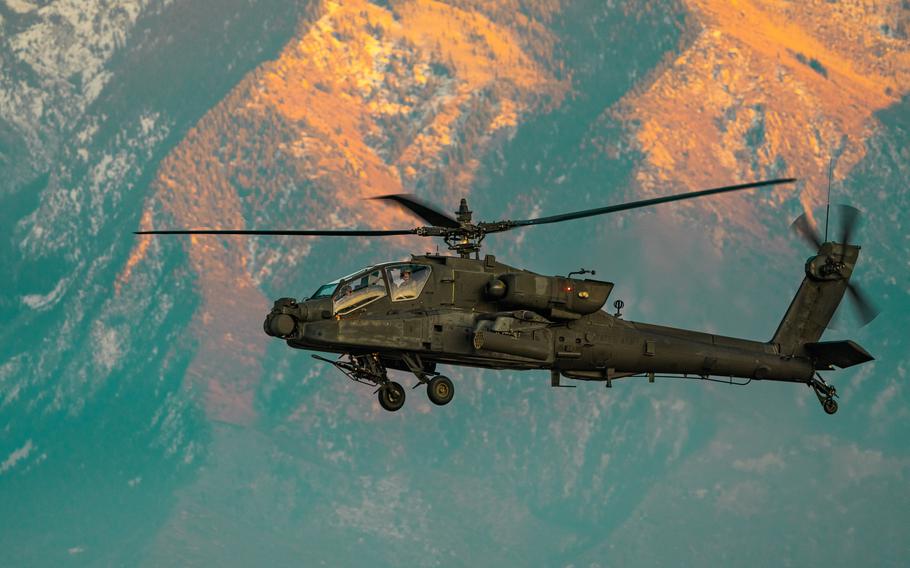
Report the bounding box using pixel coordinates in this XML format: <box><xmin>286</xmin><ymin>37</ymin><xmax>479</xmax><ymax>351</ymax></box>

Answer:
<box><xmin>332</xmin><ymin>267</ymin><xmax>388</xmax><ymax>315</ymax></box>
<box><xmin>309</xmin><ymin>267</ymin><xmax>368</xmax><ymax>300</ymax></box>
<box><xmin>310</xmin><ymin>281</ymin><xmax>339</xmax><ymax>299</ymax></box>
<box><xmin>386</xmin><ymin>263</ymin><xmax>431</xmax><ymax>301</ymax></box>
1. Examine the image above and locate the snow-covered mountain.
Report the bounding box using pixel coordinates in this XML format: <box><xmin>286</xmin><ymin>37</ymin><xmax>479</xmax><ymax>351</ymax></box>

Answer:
<box><xmin>2</xmin><ymin>1</ymin><xmax>908</xmax><ymax>565</ymax></box>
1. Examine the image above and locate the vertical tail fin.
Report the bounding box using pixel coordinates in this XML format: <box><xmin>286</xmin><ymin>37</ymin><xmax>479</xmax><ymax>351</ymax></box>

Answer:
<box><xmin>771</xmin><ymin>243</ymin><xmax>860</xmax><ymax>355</ymax></box>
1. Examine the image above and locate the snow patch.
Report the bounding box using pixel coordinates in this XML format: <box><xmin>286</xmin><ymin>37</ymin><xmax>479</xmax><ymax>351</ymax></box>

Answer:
<box><xmin>5</xmin><ymin>0</ymin><xmax>37</xmax><ymax>14</ymax></box>
<box><xmin>714</xmin><ymin>480</ymin><xmax>768</xmax><ymax>516</ymax></box>
<box><xmin>333</xmin><ymin>475</ymin><xmax>428</xmax><ymax>541</ymax></box>
<box><xmin>21</xmin><ymin>277</ymin><xmax>69</xmax><ymax>310</ymax></box>
<box><xmin>870</xmin><ymin>379</ymin><xmax>899</xmax><ymax>418</ymax></box>
<box><xmin>9</xmin><ymin>0</ymin><xmax>144</xmax><ymax>90</ymax></box>
<box><xmin>1</xmin><ymin>439</ymin><xmax>34</xmax><ymax>474</ymax></box>
<box><xmin>91</xmin><ymin>321</ymin><xmax>122</xmax><ymax>373</ymax></box>
<box><xmin>732</xmin><ymin>452</ymin><xmax>785</xmax><ymax>474</ymax></box>
<box><xmin>827</xmin><ymin>444</ymin><xmax>910</xmax><ymax>484</ymax></box>
<box><xmin>139</xmin><ymin>113</ymin><xmax>156</xmax><ymax>135</ymax></box>
<box><xmin>1</xmin><ymin>354</ymin><xmax>26</xmax><ymax>409</ymax></box>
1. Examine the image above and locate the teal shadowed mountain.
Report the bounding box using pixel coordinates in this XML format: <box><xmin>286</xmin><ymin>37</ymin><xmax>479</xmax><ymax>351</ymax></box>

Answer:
<box><xmin>1</xmin><ymin>0</ymin><xmax>315</xmax><ymax>564</ymax></box>
<box><xmin>3</xmin><ymin>0</ymin><xmax>909</xmax><ymax>566</ymax></box>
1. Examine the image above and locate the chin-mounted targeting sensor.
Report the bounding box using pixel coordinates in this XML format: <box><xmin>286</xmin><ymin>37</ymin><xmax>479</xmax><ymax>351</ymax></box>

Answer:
<box><xmin>264</xmin><ymin>297</ymin><xmax>305</xmax><ymax>338</ymax></box>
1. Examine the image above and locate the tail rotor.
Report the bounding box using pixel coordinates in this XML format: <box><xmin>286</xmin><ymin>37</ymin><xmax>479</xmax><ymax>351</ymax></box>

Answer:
<box><xmin>789</xmin><ymin>205</ymin><xmax>879</xmax><ymax>328</ymax></box>
<box><xmin>837</xmin><ymin>204</ymin><xmax>861</xmax><ymax>249</ymax></box>
<box><xmin>791</xmin><ymin>212</ymin><xmax>823</xmax><ymax>250</ymax></box>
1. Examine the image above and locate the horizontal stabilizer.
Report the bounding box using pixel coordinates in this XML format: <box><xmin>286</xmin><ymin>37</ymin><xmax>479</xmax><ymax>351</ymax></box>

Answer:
<box><xmin>804</xmin><ymin>340</ymin><xmax>874</xmax><ymax>369</ymax></box>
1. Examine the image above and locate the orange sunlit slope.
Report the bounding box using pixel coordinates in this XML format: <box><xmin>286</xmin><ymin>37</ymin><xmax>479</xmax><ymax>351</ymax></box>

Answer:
<box><xmin>119</xmin><ymin>0</ymin><xmax>909</xmax><ymax>421</ymax></box>
<box><xmin>619</xmin><ymin>0</ymin><xmax>909</xmax><ymax>240</ymax></box>
<box><xmin>123</xmin><ymin>0</ymin><xmax>568</xmax><ymax>423</ymax></box>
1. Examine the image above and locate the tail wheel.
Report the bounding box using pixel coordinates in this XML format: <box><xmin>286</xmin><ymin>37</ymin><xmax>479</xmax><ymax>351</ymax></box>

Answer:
<box><xmin>823</xmin><ymin>398</ymin><xmax>838</xmax><ymax>415</ymax></box>
<box><xmin>378</xmin><ymin>381</ymin><xmax>406</xmax><ymax>412</ymax></box>
<box><xmin>427</xmin><ymin>376</ymin><xmax>454</xmax><ymax>406</ymax></box>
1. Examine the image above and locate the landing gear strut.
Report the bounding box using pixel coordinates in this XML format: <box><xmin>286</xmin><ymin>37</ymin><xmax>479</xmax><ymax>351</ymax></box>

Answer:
<box><xmin>402</xmin><ymin>353</ymin><xmax>455</xmax><ymax>406</ymax></box>
<box><xmin>313</xmin><ymin>352</ymin><xmax>455</xmax><ymax>411</ymax></box>
<box><xmin>312</xmin><ymin>353</ymin><xmax>406</xmax><ymax>412</ymax></box>
<box><xmin>809</xmin><ymin>374</ymin><xmax>839</xmax><ymax>415</ymax></box>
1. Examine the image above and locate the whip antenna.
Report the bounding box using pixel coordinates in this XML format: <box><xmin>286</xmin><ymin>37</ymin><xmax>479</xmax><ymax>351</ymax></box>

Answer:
<box><xmin>825</xmin><ymin>156</ymin><xmax>834</xmax><ymax>242</ymax></box>
<box><xmin>824</xmin><ymin>157</ymin><xmax>834</xmax><ymax>242</ymax></box>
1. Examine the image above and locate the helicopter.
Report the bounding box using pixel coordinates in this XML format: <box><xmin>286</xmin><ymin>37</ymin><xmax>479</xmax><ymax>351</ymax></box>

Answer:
<box><xmin>136</xmin><ymin>178</ymin><xmax>877</xmax><ymax>414</ymax></box>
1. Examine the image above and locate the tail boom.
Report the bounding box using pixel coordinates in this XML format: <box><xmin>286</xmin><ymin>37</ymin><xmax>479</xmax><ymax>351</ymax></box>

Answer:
<box><xmin>771</xmin><ymin>242</ymin><xmax>860</xmax><ymax>356</ymax></box>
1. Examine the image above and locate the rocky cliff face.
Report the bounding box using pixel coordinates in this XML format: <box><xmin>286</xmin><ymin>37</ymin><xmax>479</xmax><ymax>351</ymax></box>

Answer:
<box><xmin>3</xmin><ymin>1</ymin><xmax>908</xmax><ymax>565</ymax></box>
<box><xmin>129</xmin><ymin>0</ymin><xmax>571</xmax><ymax>424</ymax></box>
<box><xmin>619</xmin><ymin>0</ymin><xmax>909</xmax><ymax>241</ymax></box>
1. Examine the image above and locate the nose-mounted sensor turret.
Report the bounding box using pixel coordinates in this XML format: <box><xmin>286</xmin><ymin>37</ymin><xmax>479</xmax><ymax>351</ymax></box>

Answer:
<box><xmin>264</xmin><ymin>297</ymin><xmax>303</xmax><ymax>338</ymax></box>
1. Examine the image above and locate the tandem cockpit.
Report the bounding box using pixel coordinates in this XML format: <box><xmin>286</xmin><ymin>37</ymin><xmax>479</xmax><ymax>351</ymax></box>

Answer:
<box><xmin>309</xmin><ymin>262</ymin><xmax>433</xmax><ymax>315</ymax></box>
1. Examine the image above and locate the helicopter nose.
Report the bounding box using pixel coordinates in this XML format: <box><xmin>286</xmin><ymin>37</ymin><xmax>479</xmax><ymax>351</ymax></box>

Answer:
<box><xmin>263</xmin><ymin>297</ymin><xmax>304</xmax><ymax>338</ymax></box>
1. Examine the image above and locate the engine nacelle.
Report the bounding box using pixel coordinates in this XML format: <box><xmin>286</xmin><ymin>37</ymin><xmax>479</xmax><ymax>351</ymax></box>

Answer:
<box><xmin>497</xmin><ymin>273</ymin><xmax>613</xmax><ymax>318</ymax></box>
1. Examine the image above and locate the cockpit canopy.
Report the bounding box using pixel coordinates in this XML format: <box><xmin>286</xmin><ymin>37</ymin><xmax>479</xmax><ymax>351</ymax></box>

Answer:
<box><xmin>386</xmin><ymin>263</ymin><xmax>431</xmax><ymax>301</ymax></box>
<box><xmin>309</xmin><ymin>263</ymin><xmax>432</xmax><ymax>315</ymax></box>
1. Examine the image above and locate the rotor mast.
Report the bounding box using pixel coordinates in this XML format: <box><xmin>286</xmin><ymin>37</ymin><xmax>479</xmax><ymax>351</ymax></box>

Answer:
<box><xmin>445</xmin><ymin>198</ymin><xmax>485</xmax><ymax>258</ymax></box>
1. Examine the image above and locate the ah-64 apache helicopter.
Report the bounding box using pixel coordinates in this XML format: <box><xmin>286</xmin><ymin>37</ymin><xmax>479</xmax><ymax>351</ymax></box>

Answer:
<box><xmin>137</xmin><ymin>178</ymin><xmax>877</xmax><ymax>414</ymax></box>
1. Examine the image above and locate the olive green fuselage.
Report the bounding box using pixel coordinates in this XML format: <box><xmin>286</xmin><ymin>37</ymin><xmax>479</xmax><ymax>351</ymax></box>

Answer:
<box><xmin>272</xmin><ymin>254</ymin><xmax>815</xmax><ymax>384</ymax></box>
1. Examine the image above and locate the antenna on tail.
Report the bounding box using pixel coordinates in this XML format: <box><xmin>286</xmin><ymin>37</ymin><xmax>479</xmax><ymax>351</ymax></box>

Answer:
<box><xmin>824</xmin><ymin>157</ymin><xmax>834</xmax><ymax>242</ymax></box>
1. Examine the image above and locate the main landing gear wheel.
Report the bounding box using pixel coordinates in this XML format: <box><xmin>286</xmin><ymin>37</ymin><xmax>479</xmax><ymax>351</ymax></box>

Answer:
<box><xmin>823</xmin><ymin>398</ymin><xmax>839</xmax><ymax>415</ymax></box>
<box><xmin>427</xmin><ymin>376</ymin><xmax>454</xmax><ymax>406</ymax></box>
<box><xmin>378</xmin><ymin>381</ymin><xmax>406</xmax><ymax>412</ymax></box>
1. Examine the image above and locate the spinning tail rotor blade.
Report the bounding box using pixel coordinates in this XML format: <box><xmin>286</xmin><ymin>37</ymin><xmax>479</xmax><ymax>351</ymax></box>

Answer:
<box><xmin>837</xmin><ymin>205</ymin><xmax>878</xmax><ymax>326</ymax></box>
<box><xmin>846</xmin><ymin>282</ymin><xmax>880</xmax><ymax>327</ymax></box>
<box><xmin>791</xmin><ymin>213</ymin><xmax>823</xmax><ymax>250</ymax></box>
<box><xmin>836</xmin><ymin>204</ymin><xmax>861</xmax><ymax>246</ymax></box>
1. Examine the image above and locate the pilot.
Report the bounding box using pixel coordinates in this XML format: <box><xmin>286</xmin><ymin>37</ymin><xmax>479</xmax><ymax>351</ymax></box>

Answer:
<box><xmin>394</xmin><ymin>267</ymin><xmax>418</xmax><ymax>300</ymax></box>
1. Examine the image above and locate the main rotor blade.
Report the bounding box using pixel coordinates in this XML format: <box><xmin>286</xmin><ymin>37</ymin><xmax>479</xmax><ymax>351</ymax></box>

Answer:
<box><xmin>846</xmin><ymin>282</ymin><xmax>880</xmax><ymax>327</ymax></box>
<box><xmin>791</xmin><ymin>213</ymin><xmax>823</xmax><ymax>250</ymax></box>
<box><xmin>837</xmin><ymin>204</ymin><xmax>861</xmax><ymax>245</ymax></box>
<box><xmin>134</xmin><ymin>228</ymin><xmax>418</xmax><ymax>236</ymax></box>
<box><xmin>371</xmin><ymin>194</ymin><xmax>461</xmax><ymax>228</ymax></box>
<box><xmin>507</xmin><ymin>178</ymin><xmax>796</xmax><ymax>228</ymax></box>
